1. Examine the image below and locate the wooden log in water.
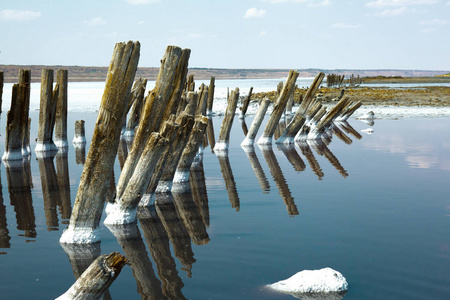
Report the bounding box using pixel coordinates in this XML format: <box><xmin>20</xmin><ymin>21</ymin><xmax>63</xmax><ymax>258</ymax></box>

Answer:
<box><xmin>54</xmin><ymin>70</ymin><xmax>69</xmax><ymax>149</ymax></box>
<box><xmin>337</xmin><ymin>101</ymin><xmax>362</xmax><ymax>121</ymax></box>
<box><xmin>214</xmin><ymin>87</ymin><xmax>239</xmax><ymax>152</ymax></box>
<box><xmin>186</xmin><ymin>74</ymin><xmax>195</xmax><ymax>92</ymax></box>
<box><xmin>56</xmin><ymin>252</ymin><xmax>128</xmax><ymax>300</ymax></box>
<box><xmin>173</xmin><ymin>116</ymin><xmax>208</xmax><ymax>183</ymax></box>
<box><xmin>206</xmin><ymin>76</ymin><xmax>215</xmax><ymax>116</ymax></box>
<box><xmin>2</xmin><ymin>69</ymin><xmax>31</xmax><ymax>161</ymax></box>
<box><xmin>35</xmin><ymin>69</ymin><xmax>58</xmax><ymax>156</ymax></box>
<box><xmin>239</xmin><ymin>87</ymin><xmax>253</xmax><ymax>118</ymax></box>
<box><xmin>117</xmin><ymin>46</ymin><xmax>183</xmax><ymax>198</ymax></box>
<box><xmin>295</xmin><ymin>72</ymin><xmax>324</xmax><ymax>117</ymax></box>
<box><xmin>0</xmin><ymin>71</ymin><xmax>3</xmax><ymax>114</ymax></box>
<box><xmin>195</xmin><ymin>83</ymin><xmax>208</xmax><ymax>117</ymax></box>
<box><xmin>308</xmin><ymin>97</ymin><xmax>351</xmax><ymax>139</ymax></box>
<box><xmin>124</xmin><ymin>78</ymin><xmax>147</xmax><ymax>137</ymax></box>
<box><xmin>241</xmin><ymin>98</ymin><xmax>270</xmax><ymax>147</ymax></box>
<box><xmin>60</xmin><ymin>41</ymin><xmax>140</xmax><ymax>244</ymax></box>
<box><xmin>257</xmin><ymin>70</ymin><xmax>299</xmax><ymax>145</ymax></box>
<box><xmin>73</xmin><ymin>120</ymin><xmax>86</xmax><ymax>145</ymax></box>
<box><xmin>285</xmin><ymin>85</ymin><xmax>295</xmax><ymax>116</ymax></box>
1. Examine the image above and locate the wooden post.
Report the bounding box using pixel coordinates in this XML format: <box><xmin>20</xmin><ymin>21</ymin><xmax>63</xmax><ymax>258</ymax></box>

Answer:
<box><xmin>206</xmin><ymin>117</ymin><xmax>216</xmax><ymax>152</ymax></box>
<box><xmin>241</xmin><ymin>98</ymin><xmax>270</xmax><ymax>147</ymax></box>
<box><xmin>214</xmin><ymin>87</ymin><xmax>239</xmax><ymax>152</ymax></box>
<box><xmin>239</xmin><ymin>87</ymin><xmax>253</xmax><ymax>118</ymax></box>
<box><xmin>60</xmin><ymin>41</ymin><xmax>140</xmax><ymax>244</ymax></box>
<box><xmin>336</xmin><ymin>101</ymin><xmax>362</xmax><ymax>121</ymax></box>
<box><xmin>294</xmin><ymin>72</ymin><xmax>325</xmax><ymax>117</ymax></box>
<box><xmin>73</xmin><ymin>120</ymin><xmax>86</xmax><ymax>145</ymax></box>
<box><xmin>56</xmin><ymin>252</ymin><xmax>128</xmax><ymax>300</ymax></box>
<box><xmin>308</xmin><ymin>97</ymin><xmax>352</xmax><ymax>139</ymax></box>
<box><xmin>0</xmin><ymin>71</ymin><xmax>3</xmax><ymax>114</ymax></box>
<box><xmin>186</xmin><ymin>74</ymin><xmax>195</xmax><ymax>92</ymax></box>
<box><xmin>2</xmin><ymin>69</ymin><xmax>31</xmax><ymax>161</ymax></box>
<box><xmin>117</xmin><ymin>46</ymin><xmax>184</xmax><ymax>198</ymax></box>
<box><xmin>173</xmin><ymin>116</ymin><xmax>209</xmax><ymax>184</ymax></box>
<box><xmin>206</xmin><ymin>76</ymin><xmax>215</xmax><ymax>116</ymax></box>
<box><xmin>275</xmin><ymin>113</ymin><xmax>306</xmax><ymax>144</ymax></box>
<box><xmin>285</xmin><ymin>85</ymin><xmax>295</xmax><ymax>116</ymax></box>
<box><xmin>35</xmin><ymin>69</ymin><xmax>58</xmax><ymax>156</ymax></box>
<box><xmin>195</xmin><ymin>83</ymin><xmax>208</xmax><ymax>117</ymax></box>
<box><xmin>257</xmin><ymin>70</ymin><xmax>299</xmax><ymax>145</ymax></box>
<box><xmin>124</xmin><ymin>78</ymin><xmax>147</xmax><ymax>137</ymax></box>
<box><xmin>54</xmin><ymin>69</ymin><xmax>69</xmax><ymax>149</ymax></box>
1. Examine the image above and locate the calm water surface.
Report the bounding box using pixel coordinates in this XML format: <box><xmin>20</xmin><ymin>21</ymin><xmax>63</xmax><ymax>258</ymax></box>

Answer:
<box><xmin>0</xmin><ymin>110</ymin><xmax>449</xmax><ymax>299</ymax></box>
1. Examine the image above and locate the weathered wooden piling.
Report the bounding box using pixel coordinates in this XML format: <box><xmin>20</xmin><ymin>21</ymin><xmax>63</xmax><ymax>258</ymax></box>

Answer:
<box><xmin>257</xmin><ymin>70</ymin><xmax>299</xmax><ymax>145</ymax></box>
<box><xmin>35</xmin><ymin>69</ymin><xmax>58</xmax><ymax>156</ymax></box>
<box><xmin>308</xmin><ymin>97</ymin><xmax>352</xmax><ymax>139</ymax></box>
<box><xmin>0</xmin><ymin>71</ymin><xmax>3</xmax><ymax>114</ymax></box>
<box><xmin>124</xmin><ymin>78</ymin><xmax>147</xmax><ymax>137</ymax></box>
<box><xmin>186</xmin><ymin>74</ymin><xmax>195</xmax><ymax>92</ymax></box>
<box><xmin>195</xmin><ymin>83</ymin><xmax>208</xmax><ymax>117</ymax></box>
<box><xmin>60</xmin><ymin>41</ymin><xmax>140</xmax><ymax>244</ymax></box>
<box><xmin>241</xmin><ymin>98</ymin><xmax>270</xmax><ymax>147</ymax></box>
<box><xmin>285</xmin><ymin>86</ymin><xmax>295</xmax><ymax>116</ymax></box>
<box><xmin>3</xmin><ymin>69</ymin><xmax>31</xmax><ymax>161</ymax></box>
<box><xmin>54</xmin><ymin>70</ymin><xmax>69</xmax><ymax>149</ymax></box>
<box><xmin>206</xmin><ymin>76</ymin><xmax>215</xmax><ymax>116</ymax></box>
<box><xmin>214</xmin><ymin>87</ymin><xmax>240</xmax><ymax>152</ymax></box>
<box><xmin>239</xmin><ymin>87</ymin><xmax>253</xmax><ymax>118</ymax></box>
<box><xmin>172</xmin><ymin>116</ymin><xmax>209</xmax><ymax>184</ymax></box>
<box><xmin>73</xmin><ymin>120</ymin><xmax>86</xmax><ymax>145</ymax></box>
<box><xmin>336</xmin><ymin>101</ymin><xmax>362</xmax><ymax>121</ymax></box>
<box><xmin>56</xmin><ymin>252</ymin><xmax>128</xmax><ymax>300</ymax></box>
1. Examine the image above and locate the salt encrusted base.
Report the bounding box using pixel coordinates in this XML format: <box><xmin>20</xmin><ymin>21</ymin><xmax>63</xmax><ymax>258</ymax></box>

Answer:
<box><xmin>35</xmin><ymin>141</ymin><xmax>59</xmax><ymax>152</ymax></box>
<box><xmin>257</xmin><ymin>136</ymin><xmax>273</xmax><ymax>145</ymax></box>
<box><xmin>2</xmin><ymin>150</ymin><xmax>24</xmax><ymax>162</ymax></box>
<box><xmin>214</xmin><ymin>148</ymin><xmax>229</xmax><ymax>157</ymax></box>
<box><xmin>72</xmin><ymin>136</ymin><xmax>87</xmax><ymax>145</ymax></box>
<box><xmin>268</xmin><ymin>267</ymin><xmax>348</xmax><ymax>297</ymax></box>
<box><xmin>122</xmin><ymin>128</ymin><xmax>135</xmax><ymax>138</ymax></box>
<box><xmin>139</xmin><ymin>194</ymin><xmax>154</xmax><ymax>207</ymax></box>
<box><xmin>213</xmin><ymin>141</ymin><xmax>229</xmax><ymax>152</ymax></box>
<box><xmin>55</xmin><ymin>139</ymin><xmax>69</xmax><ymax>149</ymax></box>
<box><xmin>275</xmin><ymin>135</ymin><xmax>294</xmax><ymax>145</ymax></box>
<box><xmin>22</xmin><ymin>146</ymin><xmax>31</xmax><ymax>157</ymax></box>
<box><xmin>241</xmin><ymin>144</ymin><xmax>255</xmax><ymax>153</ymax></box>
<box><xmin>173</xmin><ymin>170</ymin><xmax>190</xmax><ymax>183</ymax></box>
<box><xmin>155</xmin><ymin>181</ymin><xmax>173</xmax><ymax>193</ymax></box>
<box><xmin>104</xmin><ymin>202</ymin><xmax>137</xmax><ymax>225</ymax></box>
<box><xmin>59</xmin><ymin>226</ymin><xmax>101</xmax><ymax>244</ymax></box>
<box><xmin>241</xmin><ymin>137</ymin><xmax>255</xmax><ymax>147</ymax></box>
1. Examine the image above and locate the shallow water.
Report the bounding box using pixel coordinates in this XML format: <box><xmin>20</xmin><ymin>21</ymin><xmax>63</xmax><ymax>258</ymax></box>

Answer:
<box><xmin>0</xmin><ymin>106</ymin><xmax>449</xmax><ymax>299</ymax></box>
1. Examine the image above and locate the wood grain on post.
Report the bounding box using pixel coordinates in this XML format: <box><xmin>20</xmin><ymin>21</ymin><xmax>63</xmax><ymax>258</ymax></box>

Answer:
<box><xmin>56</xmin><ymin>252</ymin><xmax>128</xmax><ymax>300</ymax></box>
<box><xmin>124</xmin><ymin>78</ymin><xmax>147</xmax><ymax>137</ymax></box>
<box><xmin>337</xmin><ymin>101</ymin><xmax>362</xmax><ymax>121</ymax></box>
<box><xmin>257</xmin><ymin>70</ymin><xmax>299</xmax><ymax>145</ymax></box>
<box><xmin>0</xmin><ymin>71</ymin><xmax>3</xmax><ymax>114</ymax></box>
<box><xmin>35</xmin><ymin>69</ymin><xmax>58</xmax><ymax>155</ymax></box>
<box><xmin>60</xmin><ymin>41</ymin><xmax>140</xmax><ymax>244</ymax></box>
<box><xmin>54</xmin><ymin>69</ymin><xmax>69</xmax><ymax>149</ymax></box>
<box><xmin>295</xmin><ymin>72</ymin><xmax>325</xmax><ymax>117</ymax></box>
<box><xmin>73</xmin><ymin>120</ymin><xmax>86</xmax><ymax>145</ymax></box>
<box><xmin>241</xmin><ymin>98</ymin><xmax>270</xmax><ymax>147</ymax></box>
<box><xmin>214</xmin><ymin>87</ymin><xmax>239</xmax><ymax>152</ymax></box>
<box><xmin>309</xmin><ymin>97</ymin><xmax>351</xmax><ymax>139</ymax></box>
<box><xmin>206</xmin><ymin>76</ymin><xmax>215</xmax><ymax>115</ymax></box>
<box><xmin>239</xmin><ymin>87</ymin><xmax>253</xmax><ymax>118</ymax></box>
<box><xmin>2</xmin><ymin>69</ymin><xmax>31</xmax><ymax>161</ymax></box>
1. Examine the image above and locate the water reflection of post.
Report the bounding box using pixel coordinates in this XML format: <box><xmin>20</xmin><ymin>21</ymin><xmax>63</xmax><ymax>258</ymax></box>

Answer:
<box><xmin>5</xmin><ymin>161</ymin><xmax>36</xmax><ymax>238</ymax></box>
<box><xmin>189</xmin><ymin>156</ymin><xmax>210</xmax><ymax>227</ymax></box>
<box><xmin>38</xmin><ymin>157</ymin><xmax>60</xmax><ymax>231</ymax></box>
<box><xmin>105</xmin><ymin>224</ymin><xmax>165</xmax><ymax>299</ymax></box>
<box><xmin>277</xmin><ymin>144</ymin><xmax>306</xmax><ymax>173</ymax></box>
<box><xmin>331</xmin><ymin>124</ymin><xmax>353</xmax><ymax>145</ymax></box>
<box><xmin>259</xmin><ymin>145</ymin><xmax>299</xmax><ymax>215</ymax></box>
<box><xmin>296</xmin><ymin>142</ymin><xmax>324</xmax><ymax>180</ymax></box>
<box><xmin>339</xmin><ymin>120</ymin><xmax>363</xmax><ymax>140</ymax></box>
<box><xmin>56</xmin><ymin>152</ymin><xmax>71</xmax><ymax>224</ymax></box>
<box><xmin>216</xmin><ymin>152</ymin><xmax>240</xmax><ymax>211</ymax></box>
<box><xmin>172</xmin><ymin>182</ymin><xmax>210</xmax><ymax>246</ymax></box>
<box><xmin>241</xmin><ymin>145</ymin><xmax>270</xmax><ymax>193</ymax></box>
<box><xmin>206</xmin><ymin>117</ymin><xmax>216</xmax><ymax>153</ymax></box>
<box><xmin>155</xmin><ymin>194</ymin><xmax>196</xmax><ymax>277</ymax></box>
<box><xmin>138</xmin><ymin>206</ymin><xmax>186</xmax><ymax>299</ymax></box>
<box><xmin>309</xmin><ymin>140</ymin><xmax>348</xmax><ymax>178</ymax></box>
<box><xmin>239</xmin><ymin>117</ymin><xmax>249</xmax><ymax>136</ymax></box>
<box><xmin>0</xmin><ymin>175</ymin><xmax>11</xmax><ymax>250</ymax></box>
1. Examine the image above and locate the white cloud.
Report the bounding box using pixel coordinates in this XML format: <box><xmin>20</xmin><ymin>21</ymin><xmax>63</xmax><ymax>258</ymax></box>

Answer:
<box><xmin>375</xmin><ymin>6</ymin><xmax>408</xmax><ymax>15</ymax></box>
<box><xmin>419</xmin><ymin>18</ymin><xmax>450</xmax><ymax>25</ymax></box>
<box><xmin>263</xmin><ymin>0</ymin><xmax>331</xmax><ymax>6</ymax></box>
<box><xmin>366</xmin><ymin>0</ymin><xmax>437</xmax><ymax>8</ymax></box>
<box><xmin>332</xmin><ymin>22</ymin><xmax>361</xmax><ymax>28</ymax></box>
<box><xmin>0</xmin><ymin>10</ymin><xmax>41</xmax><ymax>22</ymax></box>
<box><xmin>122</xmin><ymin>0</ymin><xmax>160</xmax><ymax>4</ymax></box>
<box><xmin>83</xmin><ymin>17</ymin><xmax>107</xmax><ymax>26</ymax></box>
<box><xmin>244</xmin><ymin>8</ymin><xmax>267</xmax><ymax>18</ymax></box>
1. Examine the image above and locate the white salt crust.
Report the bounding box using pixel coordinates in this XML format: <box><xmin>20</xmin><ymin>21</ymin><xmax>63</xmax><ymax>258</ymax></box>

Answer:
<box><xmin>35</xmin><ymin>142</ymin><xmax>58</xmax><ymax>152</ymax></box>
<box><xmin>268</xmin><ymin>267</ymin><xmax>348</xmax><ymax>296</ymax></box>
<box><xmin>54</xmin><ymin>139</ymin><xmax>69</xmax><ymax>148</ymax></box>
<box><xmin>240</xmin><ymin>138</ymin><xmax>255</xmax><ymax>147</ymax></box>
<box><xmin>59</xmin><ymin>227</ymin><xmax>101</xmax><ymax>244</ymax></box>
<box><xmin>213</xmin><ymin>141</ymin><xmax>229</xmax><ymax>151</ymax></box>
<box><xmin>72</xmin><ymin>136</ymin><xmax>87</xmax><ymax>145</ymax></box>
<box><xmin>104</xmin><ymin>202</ymin><xmax>137</xmax><ymax>225</ymax></box>
<box><xmin>173</xmin><ymin>170</ymin><xmax>190</xmax><ymax>183</ymax></box>
<box><xmin>257</xmin><ymin>136</ymin><xmax>273</xmax><ymax>145</ymax></box>
<box><xmin>361</xmin><ymin>128</ymin><xmax>374</xmax><ymax>134</ymax></box>
<box><xmin>155</xmin><ymin>181</ymin><xmax>173</xmax><ymax>193</ymax></box>
<box><xmin>139</xmin><ymin>194</ymin><xmax>154</xmax><ymax>207</ymax></box>
<box><xmin>275</xmin><ymin>135</ymin><xmax>294</xmax><ymax>145</ymax></box>
<box><xmin>2</xmin><ymin>150</ymin><xmax>24</xmax><ymax>161</ymax></box>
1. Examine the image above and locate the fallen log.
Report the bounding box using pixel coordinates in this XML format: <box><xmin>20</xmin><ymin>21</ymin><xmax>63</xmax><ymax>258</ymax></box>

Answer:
<box><xmin>60</xmin><ymin>41</ymin><xmax>140</xmax><ymax>244</ymax></box>
<box><xmin>56</xmin><ymin>252</ymin><xmax>128</xmax><ymax>300</ymax></box>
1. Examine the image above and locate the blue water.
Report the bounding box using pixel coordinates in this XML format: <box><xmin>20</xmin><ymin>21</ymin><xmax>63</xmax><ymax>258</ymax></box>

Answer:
<box><xmin>0</xmin><ymin>106</ymin><xmax>449</xmax><ymax>299</ymax></box>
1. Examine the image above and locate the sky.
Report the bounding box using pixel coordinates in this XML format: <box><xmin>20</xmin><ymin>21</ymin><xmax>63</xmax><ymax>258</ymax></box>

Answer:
<box><xmin>0</xmin><ymin>0</ymin><xmax>449</xmax><ymax>71</ymax></box>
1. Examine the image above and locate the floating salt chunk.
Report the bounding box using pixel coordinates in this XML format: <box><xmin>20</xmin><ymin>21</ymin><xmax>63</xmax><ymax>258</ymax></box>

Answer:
<box><xmin>268</xmin><ymin>267</ymin><xmax>348</xmax><ymax>299</ymax></box>
<box><xmin>357</xmin><ymin>111</ymin><xmax>375</xmax><ymax>119</ymax></box>
<box><xmin>361</xmin><ymin>128</ymin><xmax>374</xmax><ymax>134</ymax></box>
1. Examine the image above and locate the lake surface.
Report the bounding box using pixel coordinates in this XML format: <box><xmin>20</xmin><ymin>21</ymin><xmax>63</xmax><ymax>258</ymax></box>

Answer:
<box><xmin>0</xmin><ymin>79</ymin><xmax>449</xmax><ymax>299</ymax></box>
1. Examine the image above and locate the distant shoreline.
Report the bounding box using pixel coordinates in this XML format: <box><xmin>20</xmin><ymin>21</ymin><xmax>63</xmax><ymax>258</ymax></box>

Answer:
<box><xmin>1</xmin><ymin>65</ymin><xmax>449</xmax><ymax>83</ymax></box>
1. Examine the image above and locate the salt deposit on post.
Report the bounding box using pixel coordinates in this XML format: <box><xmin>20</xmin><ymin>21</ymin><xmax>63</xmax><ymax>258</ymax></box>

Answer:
<box><xmin>268</xmin><ymin>267</ymin><xmax>348</xmax><ymax>298</ymax></box>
